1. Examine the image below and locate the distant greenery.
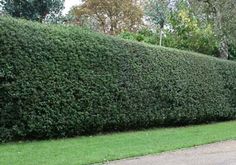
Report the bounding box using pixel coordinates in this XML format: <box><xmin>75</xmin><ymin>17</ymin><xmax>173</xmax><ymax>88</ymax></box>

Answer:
<box><xmin>119</xmin><ymin>28</ymin><xmax>159</xmax><ymax>45</ymax></box>
<box><xmin>229</xmin><ymin>44</ymin><xmax>236</xmax><ymax>60</ymax></box>
<box><xmin>70</xmin><ymin>0</ymin><xmax>143</xmax><ymax>35</ymax></box>
<box><xmin>119</xmin><ymin>26</ymin><xmax>218</xmax><ymax>56</ymax></box>
<box><xmin>0</xmin><ymin>0</ymin><xmax>64</xmax><ymax>22</ymax></box>
<box><xmin>1</xmin><ymin>121</ymin><xmax>236</xmax><ymax>165</ymax></box>
<box><xmin>1</xmin><ymin>17</ymin><xmax>236</xmax><ymax>142</ymax></box>
<box><xmin>120</xmin><ymin>0</ymin><xmax>219</xmax><ymax>56</ymax></box>
<box><xmin>120</xmin><ymin>0</ymin><xmax>236</xmax><ymax>59</ymax></box>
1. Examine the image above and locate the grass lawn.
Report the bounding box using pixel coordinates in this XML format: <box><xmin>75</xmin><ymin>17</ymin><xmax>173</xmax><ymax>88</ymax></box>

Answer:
<box><xmin>1</xmin><ymin>121</ymin><xmax>236</xmax><ymax>165</ymax></box>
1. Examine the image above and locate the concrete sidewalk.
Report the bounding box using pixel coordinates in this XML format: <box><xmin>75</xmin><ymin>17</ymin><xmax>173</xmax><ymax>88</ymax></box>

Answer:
<box><xmin>106</xmin><ymin>140</ymin><xmax>236</xmax><ymax>165</ymax></box>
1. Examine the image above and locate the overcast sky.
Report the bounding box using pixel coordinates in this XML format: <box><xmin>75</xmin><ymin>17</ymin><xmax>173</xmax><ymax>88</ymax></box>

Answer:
<box><xmin>63</xmin><ymin>0</ymin><xmax>82</xmax><ymax>15</ymax></box>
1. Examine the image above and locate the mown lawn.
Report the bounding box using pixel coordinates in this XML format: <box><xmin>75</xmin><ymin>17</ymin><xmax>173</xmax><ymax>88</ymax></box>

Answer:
<box><xmin>1</xmin><ymin>121</ymin><xmax>236</xmax><ymax>165</ymax></box>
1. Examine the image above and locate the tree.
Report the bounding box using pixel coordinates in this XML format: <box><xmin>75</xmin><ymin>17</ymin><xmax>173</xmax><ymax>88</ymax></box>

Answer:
<box><xmin>189</xmin><ymin>0</ymin><xmax>236</xmax><ymax>59</ymax></box>
<box><xmin>71</xmin><ymin>0</ymin><xmax>143</xmax><ymax>35</ymax></box>
<box><xmin>144</xmin><ymin>0</ymin><xmax>168</xmax><ymax>46</ymax></box>
<box><xmin>121</xmin><ymin>0</ymin><xmax>219</xmax><ymax>56</ymax></box>
<box><xmin>0</xmin><ymin>0</ymin><xmax>65</xmax><ymax>22</ymax></box>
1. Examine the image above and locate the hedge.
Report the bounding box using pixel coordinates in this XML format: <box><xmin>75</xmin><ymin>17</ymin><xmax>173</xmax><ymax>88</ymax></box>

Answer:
<box><xmin>1</xmin><ymin>17</ymin><xmax>236</xmax><ymax>142</ymax></box>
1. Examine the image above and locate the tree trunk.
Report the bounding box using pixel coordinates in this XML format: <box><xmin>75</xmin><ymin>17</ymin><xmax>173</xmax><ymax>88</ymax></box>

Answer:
<box><xmin>218</xmin><ymin>36</ymin><xmax>229</xmax><ymax>59</ymax></box>
<box><xmin>212</xmin><ymin>1</ymin><xmax>229</xmax><ymax>59</ymax></box>
<box><xmin>159</xmin><ymin>28</ymin><xmax>163</xmax><ymax>46</ymax></box>
<box><xmin>200</xmin><ymin>0</ymin><xmax>229</xmax><ymax>59</ymax></box>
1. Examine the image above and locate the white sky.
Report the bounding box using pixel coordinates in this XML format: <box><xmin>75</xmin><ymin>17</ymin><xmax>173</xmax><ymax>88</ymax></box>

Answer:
<box><xmin>63</xmin><ymin>0</ymin><xmax>82</xmax><ymax>15</ymax></box>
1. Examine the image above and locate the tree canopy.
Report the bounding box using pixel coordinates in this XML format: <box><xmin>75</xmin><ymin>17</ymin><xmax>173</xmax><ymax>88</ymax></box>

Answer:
<box><xmin>189</xmin><ymin>0</ymin><xmax>236</xmax><ymax>59</ymax></box>
<box><xmin>70</xmin><ymin>0</ymin><xmax>143</xmax><ymax>34</ymax></box>
<box><xmin>119</xmin><ymin>0</ymin><xmax>235</xmax><ymax>59</ymax></box>
<box><xmin>0</xmin><ymin>0</ymin><xmax>65</xmax><ymax>22</ymax></box>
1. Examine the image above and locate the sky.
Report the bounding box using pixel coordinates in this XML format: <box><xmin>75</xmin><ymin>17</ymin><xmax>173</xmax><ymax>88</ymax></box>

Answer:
<box><xmin>63</xmin><ymin>0</ymin><xmax>82</xmax><ymax>15</ymax></box>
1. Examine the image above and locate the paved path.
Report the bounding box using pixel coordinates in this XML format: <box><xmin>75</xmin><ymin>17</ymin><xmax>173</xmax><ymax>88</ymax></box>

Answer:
<box><xmin>106</xmin><ymin>140</ymin><xmax>236</xmax><ymax>165</ymax></box>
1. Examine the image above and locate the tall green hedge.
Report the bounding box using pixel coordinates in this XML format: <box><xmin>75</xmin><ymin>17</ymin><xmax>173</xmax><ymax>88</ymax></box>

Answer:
<box><xmin>1</xmin><ymin>17</ymin><xmax>236</xmax><ymax>142</ymax></box>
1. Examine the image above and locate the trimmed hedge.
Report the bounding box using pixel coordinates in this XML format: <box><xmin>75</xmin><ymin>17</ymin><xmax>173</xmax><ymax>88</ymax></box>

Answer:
<box><xmin>1</xmin><ymin>17</ymin><xmax>236</xmax><ymax>142</ymax></box>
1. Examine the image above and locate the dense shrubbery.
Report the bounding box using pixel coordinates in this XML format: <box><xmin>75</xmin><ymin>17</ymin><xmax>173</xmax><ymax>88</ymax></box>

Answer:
<box><xmin>229</xmin><ymin>44</ymin><xmax>236</xmax><ymax>60</ymax></box>
<box><xmin>120</xmin><ymin>1</ymin><xmax>220</xmax><ymax>57</ymax></box>
<box><xmin>1</xmin><ymin>17</ymin><xmax>236</xmax><ymax>142</ymax></box>
<box><xmin>119</xmin><ymin>26</ymin><xmax>219</xmax><ymax>57</ymax></box>
<box><xmin>119</xmin><ymin>29</ymin><xmax>159</xmax><ymax>45</ymax></box>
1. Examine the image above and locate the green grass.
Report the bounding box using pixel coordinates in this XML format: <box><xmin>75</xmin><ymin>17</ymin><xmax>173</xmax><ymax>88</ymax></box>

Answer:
<box><xmin>1</xmin><ymin>121</ymin><xmax>236</xmax><ymax>165</ymax></box>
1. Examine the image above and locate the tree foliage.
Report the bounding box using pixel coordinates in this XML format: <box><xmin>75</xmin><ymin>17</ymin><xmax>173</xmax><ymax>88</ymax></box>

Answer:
<box><xmin>70</xmin><ymin>0</ymin><xmax>143</xmax><ymax>34</ymax></box>
<box><xmin>166</xmin><ymin>0</ymin><xmax>218</xmax><ymax>55</ymax></box>
<box><xmin>120</xmin><ymin>0</ymin><xmax>235</xmax><ymax>59</ymax></box>
<box><xmin>144</xmin><ymin>0</ymin><xmax>167</xmax><ymax>28</ymax></box>
<box><xmin>189</xmin><ymin>0</ymin><xmax>236</xmax><ymax>59</ymax></box>
<box><xmin>0</xmin><ymin>0</ymin><xmax>65</xmax><ymax>22</ymax></box>
<box><xmin>121</xmin><ymin>0</ymin><xmax>218</xmax><ymax>56</ymax></box>
<box><xmin>144</xmin><ymin>0</ymin><xmax>168</xmax><ymax>46</ymax></box>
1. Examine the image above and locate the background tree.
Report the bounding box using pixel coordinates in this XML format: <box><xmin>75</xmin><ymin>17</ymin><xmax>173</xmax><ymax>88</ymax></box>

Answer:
<box><xmin>144</xmin><ymin>0</ymin><xmax>168</xmax><ymax>46</ymax></box>
<box><xmin>189</xmin><ymin>0</ymin><xmax>236</xmax><ymax>59</ymax></box>
<box><xmin>166</xmin><ymin>0</ymin><xmax>218</xmax><ymax>55</ymax></box>
<box><xmin>70</xmin><ymin>0</ymin><xmax>143</xmax><ymax>35</ymax></box>
<box><xmin>0</xmin><ymin>0</ymin><xmax>65</xmax><ymax>22</ymax></box>
<box><xmin>122</xmin><ymin>0</ymin><xmax>218</xmax><ymax>56</ymax></box>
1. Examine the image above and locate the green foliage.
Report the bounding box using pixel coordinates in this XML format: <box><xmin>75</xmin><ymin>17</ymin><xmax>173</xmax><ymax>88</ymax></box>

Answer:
<box><xmin>190</xmin><ymin>0</ymin><xmax>236</xmax><ymax>59</ymax></box>
<box><xmin>119</xmin><ymin>26</ymin><xmax>218</xmax><ymax>56</ymax></box>
<box><xmin>127</xmin><ymin>0</ymin><xmax>219</xmax><ymax>56</ymax></box>
<box><xmin>229</xmin><ymin>44</ymin><xmax>236</xmax><ymax>60</ymax></box>
<box><xmin>1</xmin><ymin>17</ymin><xmax>236</xmax><ymax>142</ymax></box>
<box><xmin>166</xmin><ymin>8</ymin><xmax>219</xmax><ymax>56</ymax></box>
<box><xmin>0</xmin><ymin>0</ymin><xmax>64</xmax><ymax>22</ymax></box>
<box><xmin>144</xmin><ymin>0</ymin><xmax>167</xmax><ymax>28</ymax></box>
<box><xmin>118</xmin><ymin>29</ymin><xmax>158</xmax><ymax>45</ymax></box>
<box><xmin>70</xmin><ymin>0</ymin><xmax>143</xmax><ymax>35</ymax></box>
